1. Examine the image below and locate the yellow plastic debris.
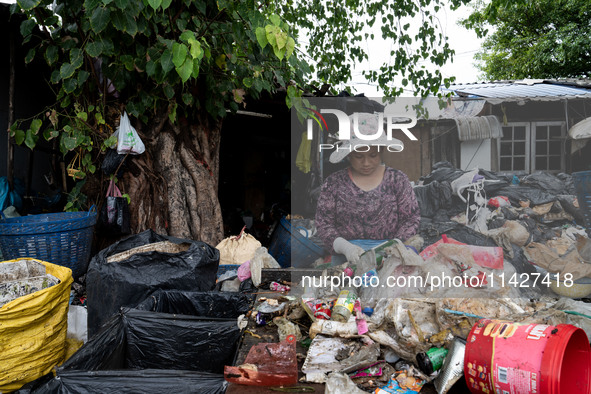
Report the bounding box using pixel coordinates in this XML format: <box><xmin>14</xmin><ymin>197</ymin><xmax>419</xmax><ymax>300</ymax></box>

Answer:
<box><xmin>0</xmin><ymin>258</ymin><xmax>73</xmax><ymax>392</ymax></box>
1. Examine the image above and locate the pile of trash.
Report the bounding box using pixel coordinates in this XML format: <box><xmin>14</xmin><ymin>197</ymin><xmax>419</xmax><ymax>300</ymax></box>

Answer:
<box><xmin>213</xmin><ymin>164</ymin><xmax>591</xmax><ymax>393</ymax></box>
<box><xmin>4</xmin><ymin>164</ymin><xmax>591</xmax><ymax>393</ymax></box>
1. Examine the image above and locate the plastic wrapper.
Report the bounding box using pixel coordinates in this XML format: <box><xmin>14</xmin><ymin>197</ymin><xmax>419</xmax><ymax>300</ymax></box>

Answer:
<box><xmin>249</xmin><ymin>246</ymin><xmax>281</xmax><ymax>287</ymax></box>
<box><xmin>87</xmin><ymin>230</ymin><xmax>219</xmax><ymax>337</ymax></box>
<box><xmin>100</xmin><ymin>148</ymin><xmax>126</xmax><ymax>176</ymax></box>
<box><xmin>325</xmin><ymin>372</ymin><xmax>367</xmax><ymax>394</ymax></box>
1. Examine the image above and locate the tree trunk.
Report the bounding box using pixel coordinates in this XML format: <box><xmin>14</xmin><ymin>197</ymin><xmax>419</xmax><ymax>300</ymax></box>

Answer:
<box><xmin>121</xmin><ymin>111</ymin><xmax>224</xmax><ymax>246</ymax></box>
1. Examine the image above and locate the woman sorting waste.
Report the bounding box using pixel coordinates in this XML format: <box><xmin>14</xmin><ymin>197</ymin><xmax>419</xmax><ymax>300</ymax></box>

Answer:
<box><xmin>315</xmin><ymin>112</ymin><xmax>420</xmax><ymax>265</ymax></box>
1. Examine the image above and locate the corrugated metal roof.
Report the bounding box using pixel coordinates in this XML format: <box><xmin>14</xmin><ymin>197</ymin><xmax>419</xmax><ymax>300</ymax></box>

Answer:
<box><xmin>445</xmin><ymin>81</ymin><xmax>591</xmax><ymax>101</ymax></box>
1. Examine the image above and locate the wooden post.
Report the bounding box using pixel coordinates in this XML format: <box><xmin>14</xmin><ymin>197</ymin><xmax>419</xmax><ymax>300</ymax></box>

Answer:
<box><xmin>7</xmin><ymin>27</ymin><xmax>16</xmax><ymax>188</ymax></box>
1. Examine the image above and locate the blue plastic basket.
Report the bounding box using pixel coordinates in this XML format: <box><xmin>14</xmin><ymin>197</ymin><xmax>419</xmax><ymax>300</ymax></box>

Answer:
<box><xmin>573</xmin><ymin>170</ymin><xmax>591</xmax><ymax>235</ymax></box>
<box><xmin>267</xmin><ymin>217</ymin><xmax>325</xmax><ymax>268</ymax></box>
<box><xmin>0</xmin><ymin>207</ymin><xmax>97</xmax><ymax>278</ymax></box>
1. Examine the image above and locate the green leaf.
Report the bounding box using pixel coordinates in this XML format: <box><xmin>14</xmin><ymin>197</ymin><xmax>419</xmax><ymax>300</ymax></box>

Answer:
<box><xmin>90</xmin><ymin>6</ymin><xmax>110</xmax><ymax>33</ymax></box>
<box><xmin>43</xmin><ymin>128</ymin><xmax>60</xmax><ymax>141</ymax></box>
<box><xmin>14</xmin><ymin>129</ymin><xmax>25</xmax><ymax>145</ymax></box>
<box><xmin>191</xmin><ymin>58</ymin><xmax>200</xmax><ymax>78</ymax></box>
<box><xmin>215</xmin><ymin>54</ymin><xmax>226</xmax><ymax>69</ymax></box>
<box><xmin>78</xmin><ymin>70</ymin><xmax>90</xmax><ymax>85</ymax></box>
<box><xmin>125</xmin><ymin>13</ymin><xmax>138</xmax><ymax>36</ymax></box>
<box><xmin>77</xmin><ymin>112</ymin><xmax>88</xmax><ymax>122</ymax></box>
<box><xmin>161</xmin><ymin>0</ymin><xmax>172</xmax><ymax>10</ymax></box>
<box><xmin>25</xmin><ymin>48</ymin><xmax>35</xmax><ymax>64</ymax></box>
<box><xmin>84</xmin><ymin>0</ymin><xmax>101</xmax><ymax>10</ymax></box>
<box><xmin>163</xmin><ymin>84</ymin><xmax>175</xmax><ymax>99</ymax></box>
<box><xmin>269</xmin><ymin>14</ymin><xmax>281</xmax><ymax>26</ymax></box>
<box><xmin>265</xmin><ymin>25</ymin><xmax>278</xmax><ymax>47</ymax></box>
<box><xmin>30</xmin><ymin>119</ymin><xmax>42</xmax><ymax>134</ymax></box>
<box><xmin>20</xmin><ymin>19</ymin><xmax>36</xmax><ymax>37</ymax></box>
<box><xmin>63</xmin><ymin>77</ymin><xmax>78</xmax><ymax>93</ymax></box>
<box><xmin>121</xmin><ymin>54</ymin><xmax>134</xmax><ymax>71</ymax></box>
<box><xmin>189</xmin><ymin>39</ymin><xmax>202</xmax><ymax>60</ymax></box>
<box><xmin>285</xmin><ymin>37</ymin><xmax>295</xmax><ymax>59</ymax></box>
<box><xmin>147</xmin><ymin>0</ymin><xmax>162</xmax><ymax>10</ymax></box>
<box><xmin>243</xmin><ymin>77</ymin><xmax>253</xmax><ymax>88</ymax></box>
<box><xmin>45</xmin><ymin>46</ymin><xmax>58</xmax><ymax>65</ymax></box>
<box><xmin>146</xmin><ymin>60</ymin><xmax>156</xmax><ymax>76</ymax></box>
<box><xmin>168</xmin><ymin>102</ymin><xmax>177</xmax><ymax>123</ymax></box>
<box><xmin>114</xmin><ymin>0</ymin><xmax>129</xmax><ymax>8</ymax></box>
<box><xmin>95</xmin><ymin>112</ymin><xmax>106</xmax><ymax>125</ymax></box>
<box><xmin>17</xmin><ymin>0</ymin><xmax>41</xmax><ymax>11</ymax></box>
<box><xmin>273</xmin><ymin>45</ymin><xmax>285</xmax><ymax>61</ymax></box>
<box><xmin>60</xmin><ymin>63</ymin><xmax>76</xmax><ymax>79</ymax></box>
<box><xmin>179</xmin><ymin>31</ymin><xmax>194</xmax><ymax>42</ymax></box>
<box><xmin>61</xmin><ymin>134</ymin><xmax>78</xmax><ymax>151</ymax></box>
<box><xmin>50</xmin><ymin>69</ymin><xmax>61</xmax><ymax>84</ymax></box>
<box><xmin>275</xmin><ymin>30</ymin><xmax>288</xmax><ymax>50</ymax></box>
<box><xmin>161</xmin><ymin>49</ymin><xmax>174</xmax><ymax>73</ymax></box>
<box><xmin>176</xmin><ymin>58</ymin><xmax>193</xmax><ymax>83</ymax></box>
<box><xmin>85</xmin><ymin>41</ymin><xmax>103</xmax><ymax>57</ymax></box>
<box><xmin>256</xmin><ymin>27</ymin><xmax>268</xmax><ymax>48</ymax></box>
<box><xmin>103</xmin><ymin>135</ymin><xmax>117</xmax><ymax>148</ymax></box>
<box><xmin>25</xmin><ymin>129</ymin><xmax>39</xmax><ymax>149</ymax></box>
<box><xmin>111</xmin><ymin>10</ymin><xmax>126</xmax><ymax>32</ymax></box>
<box><xmin>172</xmin><ymin>42</ymin><xmax>188</xmax><ymax>68</ymax></box>
<box><xmin>70</xmin><ymin>48</ymin><xmax>84</xmax><ymax>69</ymax></box>
<box><xmin>182</xmin><ymin>92</ymin><xmax>193</xmax><ymax>106</ymax></box>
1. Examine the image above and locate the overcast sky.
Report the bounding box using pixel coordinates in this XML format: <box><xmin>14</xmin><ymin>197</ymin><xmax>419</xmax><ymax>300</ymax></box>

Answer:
<box><xmin>349</xmin><ymin>5</ymin><xmax>483</xmax><ymax>96</ymax></box>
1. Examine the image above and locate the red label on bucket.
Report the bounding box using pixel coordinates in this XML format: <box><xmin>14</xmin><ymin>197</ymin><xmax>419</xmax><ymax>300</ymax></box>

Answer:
<box><xmin>465</xmin><ymin>319</ymin><xmax>591</xmax><ymax>394</ymax></box>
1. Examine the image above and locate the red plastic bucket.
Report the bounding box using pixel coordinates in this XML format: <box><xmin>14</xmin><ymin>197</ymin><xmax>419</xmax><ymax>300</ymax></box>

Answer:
<box><xmin>464</xmin><ymin>319</ymin><xmax>591</xmax><ymax>394</ymax></box>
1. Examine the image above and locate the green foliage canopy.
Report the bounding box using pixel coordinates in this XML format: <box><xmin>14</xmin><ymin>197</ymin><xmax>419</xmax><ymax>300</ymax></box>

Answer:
<box><xmin>10</xmin><ymin>0</ymin><xmax>469</xmax><ymax>187</ymax></box>
<box><xmin>462</xmin><ymin>0</ymin><xmax>591</xmax><ymax>80</ymax></box>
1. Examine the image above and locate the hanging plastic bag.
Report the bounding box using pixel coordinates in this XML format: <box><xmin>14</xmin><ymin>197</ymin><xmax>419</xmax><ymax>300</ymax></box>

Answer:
<box><xmin>116</xmin><ymin>111</ymin><xmax>145</xmax><ymax>155</ymax></box>
<box><xmin>98</xmin><ymin>180</ymin><xmax>131</xmax><ymax>236</ymax></box>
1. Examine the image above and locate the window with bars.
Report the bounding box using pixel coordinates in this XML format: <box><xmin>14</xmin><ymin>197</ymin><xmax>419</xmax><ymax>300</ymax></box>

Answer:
<box><xmin>498</xmin><ymin>122</ymin><xmax>564</xmax><ymax>173</ymax></box>
<box><xmin>533</xmin><ymin>123</ymin><xmax>563</xmax><ymax>171</ymax></box>
<box><xmin>500</xmin><ymin>124</ymin><xmax>529</xmax><ymax>172</ymax></box>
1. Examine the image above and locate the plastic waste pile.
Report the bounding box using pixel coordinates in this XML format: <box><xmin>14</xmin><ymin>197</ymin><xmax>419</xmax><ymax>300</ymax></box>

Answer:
<box><xmin>213</xmin><ymin>164</ymin><xmax>591</xmax><ymax>394</ymax></box>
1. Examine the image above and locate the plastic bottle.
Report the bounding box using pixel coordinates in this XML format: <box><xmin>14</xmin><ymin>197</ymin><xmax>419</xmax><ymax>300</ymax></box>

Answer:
<box><xmin>331</xmin><ymin>287</ymin><xmax>358</xmax><ymax>323</ymax></box>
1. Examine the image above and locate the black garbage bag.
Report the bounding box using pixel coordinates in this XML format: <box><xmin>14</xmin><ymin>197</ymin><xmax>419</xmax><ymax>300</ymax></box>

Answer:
<box><xmin>557</xmin><ymin>173</ymin><xmax>577</xmax><ymax>195</ymax></box>
<box><xmin>27</xmin><ymin>370</ymin><xmax>227</xmax><ymax>394</ymax></box>
<box><xmin>135</xmin><ymin>289</ymin><xmax>252</xmax><ymax>318</ymax></box>
<box><xmin>24</xmin><ymin>308</ymin><xmax>234</xmax><ymax>394</ymax></box>
<box><xmin>521</xmin><ymin>172</ymin><xmax>566</xmax><ymax>196</ymax></box>
<box><xmin>414</xmin><ymin>181</ymin><xmax>454</xmax><ymax>218</ymax></box>
<box><xmin>494</xmin><ymin>185</ymin><xmax>557</xmax><ymax>206</ymax></box>
<box><xmin>419</xmin><ymin>220</ymin><xmax>498</xmax><ymax>249</ymax></box>
<box><xmin>557</xmin><ymin>194</ymin><xmax>586</xmax><ymax>225</ymax></box>
<box><xmin>420</xmin><ymin>161</ymin><xmax>465</xmax><ymax>185</ymax></box>
<box><xmin>87</xmin><ymin>230</ymin><xmax>219</xmax><ymax>337</ymax></box>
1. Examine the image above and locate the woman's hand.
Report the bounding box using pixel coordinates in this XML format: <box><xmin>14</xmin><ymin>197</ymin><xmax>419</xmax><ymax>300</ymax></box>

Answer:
<box><xmin>333</xmin><ymin>237</ymin><xmax>365</xmax><ymax>264</ymax></box>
